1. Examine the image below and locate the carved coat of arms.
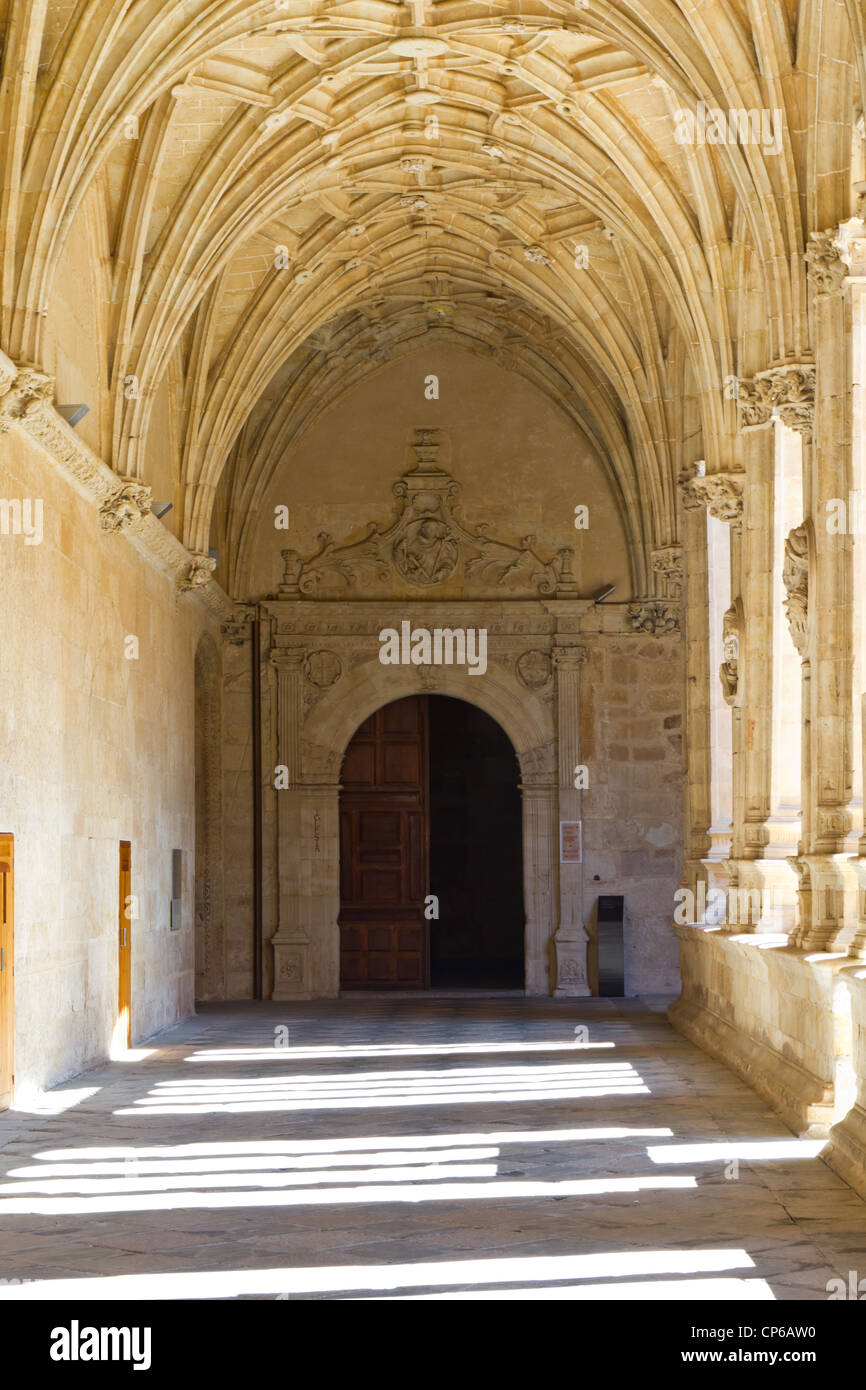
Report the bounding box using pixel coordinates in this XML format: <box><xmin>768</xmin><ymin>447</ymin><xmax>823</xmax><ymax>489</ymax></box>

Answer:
<box><xmin>278</xmin><ymin>429</ymin><xmax>577</xmax><ymax>600</ymax></box>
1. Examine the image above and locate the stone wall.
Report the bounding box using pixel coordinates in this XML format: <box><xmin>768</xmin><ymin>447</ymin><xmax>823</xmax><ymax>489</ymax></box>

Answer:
<box><xmin>582</xmin><ymin>635</ymin><xmax>683</xmax><ymax>994</ymax></box>
<box><xmin>670</xmin><ymin>926</ymin><xmax>854</xmax><ymax>1134</ymax></box>
<box><xmin>0</xmin><ymin>428</ymin><xmax>208</xmax><ymax>1095</ymax></box>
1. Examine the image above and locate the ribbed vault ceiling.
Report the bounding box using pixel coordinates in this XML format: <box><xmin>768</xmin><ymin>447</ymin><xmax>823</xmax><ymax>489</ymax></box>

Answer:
<box><xmin>0</xmin><ymin>0</ymin><xmax>860</xmax><ymax>594</ymax></box>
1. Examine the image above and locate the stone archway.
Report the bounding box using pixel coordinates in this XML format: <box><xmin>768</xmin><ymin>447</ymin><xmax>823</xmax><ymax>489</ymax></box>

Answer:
<box><xmin>268</xmin><ymin>654</ymin><xmax>562</xmax><ymax>999</ymax></box>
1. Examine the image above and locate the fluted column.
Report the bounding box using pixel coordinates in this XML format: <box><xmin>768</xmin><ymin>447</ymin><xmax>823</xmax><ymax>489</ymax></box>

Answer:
<box><xmin>269</xmin><ymin>648</ymin><xmax>312</xmax><ymax>998</ymax></box>
<box><xmin>552</xmin><ymin>642</ymin><xmax>590</xmax><ymax>995</ymax></box>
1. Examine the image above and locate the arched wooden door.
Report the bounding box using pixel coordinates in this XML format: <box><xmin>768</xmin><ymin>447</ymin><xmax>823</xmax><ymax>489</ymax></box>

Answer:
<box><xmin>339</xmin><ymin>696</ymin><xmax>429</xmax><ymax>988</ymax></box>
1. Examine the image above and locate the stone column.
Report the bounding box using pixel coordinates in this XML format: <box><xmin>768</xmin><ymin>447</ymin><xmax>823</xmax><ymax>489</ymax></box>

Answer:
<box><xmin>786</xmin><ymin>232</ymin><xmax>858</xmax><ymax>948</ymax></box>
<box><xmin>679</xmin><ymin>465</ymin><xmax>743</xmax><ymax>919</ymax></box>
<box><xmin>269</xmin><ymin>648</ymin><xmax>312</xmax><ymax>998</ymax></box>
<box><xmin>552</xmin><ymin>643</ymin><xmax>590</xmax><ymax>995</ymax></box>
<box><xmin>839</xmin><ymin>223</ymin><xmax>866</xmax><ymax>956</ymax></box>
<box><xmin>521</xmin><ymin>782</ymin><xmax>560</xmax><ymax>996</ymax></box>
<box><xmin>723</xmin><ymin>399</ymin><xmax>800</xmax><ymax>931</ymax></box>
<box><xmin>677</xmin><ymin>467</ymin><xmax>712</xmax><ymax>914</ymax></box>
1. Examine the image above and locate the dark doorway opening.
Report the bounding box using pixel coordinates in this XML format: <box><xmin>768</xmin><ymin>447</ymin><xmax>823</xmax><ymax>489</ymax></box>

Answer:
<box><xmin>428</xmin><ymin>696</ymin><xmax>524</xmax><ymax>988</ymax></box>
<box><xmin>338</xmin><ymin>694</ymin><xmax>525</xmax><ymax>990</ymax></box>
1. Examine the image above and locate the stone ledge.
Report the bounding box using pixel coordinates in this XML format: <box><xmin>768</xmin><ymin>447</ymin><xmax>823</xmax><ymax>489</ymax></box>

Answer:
<box><xmin>826</xmin><ymin>1105</ymin><xmax>866</xmax><ymax>1201</ymax></box>
<box><xmin>667</xmin><ymin>994</ymin><xmax>835</xmax><ymax>1135</ymax></box>
<box><xmin>668</xmin><ymin>925</ymin><xmax>847</xmax><ymax>1135</ymax></box>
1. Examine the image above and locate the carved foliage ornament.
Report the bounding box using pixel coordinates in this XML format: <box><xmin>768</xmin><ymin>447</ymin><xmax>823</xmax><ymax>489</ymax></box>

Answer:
<box><xmin>98</xmin><ymin>481</ymin><xmax>152</xmax><ymax>533</ymax></box>
<box><xmin>806</xmin><ymin>230</ymin><xmax>847</xmax><ymax>297</ymax></box>
<box><xmin>679</xmin><ymin>471</ymin><xmax>744</xmax><ymax>530</ymax></box>
<box><xmin>737</xmin><ymin>364</ymin><xmax>815</xmax><ymax>439</ymax></box>
<box><xmin>179</xmin><ymin>553</ymin><xmax>217</xmax><ymax>592</ymax></box>
<box><xmin>651</xmin><ymin>545</ymin><xmax>684</xmax><ymax>588</ymax></box>
<box><xmin>279</xmin><ymin>429</ymin><xmax>578</xmax><ymax>600</ymax></box>
<box><xmin>627</xmin><ymin>600</ymin><xmax>681</xmax><ymax>634</ymax></box>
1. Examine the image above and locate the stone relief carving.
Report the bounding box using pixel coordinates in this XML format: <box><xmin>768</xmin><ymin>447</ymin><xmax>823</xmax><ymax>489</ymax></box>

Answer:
<box><xmin>278</xmin><ymin>428</ymin><xmax>578</xmax><ymax>599</ymax></box>
<box><xmin>738</xmin><ymin>364</ymin><xmax>815</xmax><ymax>440</ymax></box>
<box><xmin>303</xmin><ymin>650</ymin><xmax>343</xmax><ymax>688</ymax></box>
<box><xmin>520</xmin><ymin>742</ymin><xmax>556</xmax><ymax>783</ymax></box>
<box><xmin>782</xmin><ymin>523</ymin><xmax>810</xmax><ymax>657</ymax></box>
<box><xmin>680</xmin><ymin>472</ymin><xmax>744</xmax><ymax>530</ymax></box>
<box><xmin>651</xmin><ymin>545</ymin><xmax>684</xmax><ymax>591</ymax></box>
<box><xmin>98</xmin><ymin>481</ymin><xmax>152</xmax><ymax>533</ymax></box>
<box><xmin>806</xmin><ymin>230</ymin><xmax>848</xmax><ymax>296</ymax></box>
<box><xmin>719</xmin><ymin>602</ymin><xmax>741</xmax><ymax>706</ymax></box>
<box><xmin>516</xmin><ymin>649</ymin><xmax>553</xmax><ymax>689</ymax></box>
<box><xmin>627</xmin><ymin>600</ymin><xmax>681</xmax><ymax>634</ymax></box>
<box><xmin>178</xmin><ymin>553</ymin><xmax>217</xmax><ymax>591</ymax></box>
<box><xmin>302</xmin><ymin>740</ymin><xmax>342</xmax><ymax>780</ymax></box>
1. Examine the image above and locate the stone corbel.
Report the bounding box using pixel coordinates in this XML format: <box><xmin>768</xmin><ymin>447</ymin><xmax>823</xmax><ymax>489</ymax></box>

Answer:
<box><xmin>679</xmin><ymin>469</ymin><xmax>744</xmax><ymax>532</ymax></box>
<box><xmin>738</xmin><ymin>365</ymin><xmax>815</xmax><ymax>442</ymax></box>
<box><xmin>806</xmin><ymin>229</ymin><xmax>848</xmax><ymax>297</ymax></box>
<box><xmin>626</xmin><ymin>600</ymin><xmax>681</xmax><ymax>634</ymax></box>
<box><xmin>98</xmin><ymin>480</ymin><xmax>153</xmax><ymax>533</ymax></box>
<box><xmin>178</xmin><ymin>553</ymin><xmax>217</xmax><ymax>592</ymax></box>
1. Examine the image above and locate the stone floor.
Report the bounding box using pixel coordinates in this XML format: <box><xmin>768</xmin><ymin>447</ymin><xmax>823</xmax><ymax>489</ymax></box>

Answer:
<box><xmin>0</xmin><ymin>996</ymin><xmax>865</xmax><ymax>1300</ymax></box>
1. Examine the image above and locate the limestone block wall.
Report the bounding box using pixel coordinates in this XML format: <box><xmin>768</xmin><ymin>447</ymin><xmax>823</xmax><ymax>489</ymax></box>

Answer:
<box><xmin>581</xmin><ymin>635</ymin><xmax>684</xmax><ymax>994</ymax></box>
<box><xmin>827</xmin><ymin>973</ymin><xmax>866</xmax><ymax>1199</ymax></box>
<box><xmin>670</xmin><ymin>926</ymin><xmax>853</xmax><ymax>1133</ymax></box>
<box><xmin>0</xmin><ymin>429</ymin><xmax>208</xmax><ymax>1095</ymax></box>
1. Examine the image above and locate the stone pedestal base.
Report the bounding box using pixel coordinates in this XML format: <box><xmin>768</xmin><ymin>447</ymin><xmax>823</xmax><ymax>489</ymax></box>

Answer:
<box><xmin>271</xmin><ymin>935</ymin><xmax>312</xmax><ymax>1000</ymax></box>
<box><xmin>553</xmin><ymin>932</ymin><xmax>590</xmax><ymax>996</ymax></box>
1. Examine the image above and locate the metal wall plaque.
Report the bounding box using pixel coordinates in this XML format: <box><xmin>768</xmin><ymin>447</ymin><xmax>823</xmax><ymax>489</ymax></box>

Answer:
<box><xmin>559</xmin><ymin>821</ymin><xmax>582</xmax><ymax>864</ymax></box>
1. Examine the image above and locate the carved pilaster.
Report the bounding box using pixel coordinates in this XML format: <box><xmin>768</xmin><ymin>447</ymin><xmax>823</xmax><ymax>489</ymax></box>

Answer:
<box><xmin>553</xmin><ymin>643</ymin><xmax>587</xmax><ymax>790</ymax></box>
<box><xmin>552</xmin><ymin>642</ymin><xmax>589</xmax><ymax>996</ymax></box>
<box><xmin>271</xmin><ymin>649</ymin><xmax>305</xmax><ymax>786</ymax></box>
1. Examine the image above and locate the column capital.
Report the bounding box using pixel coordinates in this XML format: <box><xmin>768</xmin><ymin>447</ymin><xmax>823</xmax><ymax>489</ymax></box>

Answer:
<box><xmin>270</xmin><ymin>647</ymin><xmax>305</xmax><ymax>672</ymax></box>
<box><xmin>738</xmin><ymin>364</ymin><xmax>815</xmax><ymax>440</ymax></box>
<box><xmin>552</xmin><ymin>643</ymin><xmax>588</xmax><ymax>671</ymax></box>
<box><xmin>678</xmin><ymin>465</ymin><xmax>744</xmax><ymax>530</ymax></box>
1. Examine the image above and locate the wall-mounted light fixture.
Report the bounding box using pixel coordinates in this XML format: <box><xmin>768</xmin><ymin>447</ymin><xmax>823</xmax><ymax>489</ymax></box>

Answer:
<box><xmin>57</xmin><ymin>404</ymin><xmax>90</xmax><ymax>427</ymax></box>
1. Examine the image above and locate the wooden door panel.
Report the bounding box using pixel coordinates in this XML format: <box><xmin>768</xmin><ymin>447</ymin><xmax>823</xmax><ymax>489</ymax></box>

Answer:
<box><xmin>339</xmin><ymin>697</ymin><xmax>429</xmax><ymax>989</ymax></box>
<box><xmin>0</xmin><ymin>833</ymin><xmax>13</xmax><ymax>1111</ymax></box>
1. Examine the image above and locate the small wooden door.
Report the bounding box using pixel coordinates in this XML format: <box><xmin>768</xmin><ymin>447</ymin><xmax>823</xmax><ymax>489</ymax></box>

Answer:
<box><xmin>0</xmin><ymin>834</ymin><xmax>13</xmax><ymax>1111</ymax></box>
<box><xmin>339</xmin><ymin>696</ymin><xmax>429</xmax><ymax>988</ymax></box>
<box><xmin>118</xmin><ymin>842</ymin><xmax>132</xmax><ymax>1046</ymax></box>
